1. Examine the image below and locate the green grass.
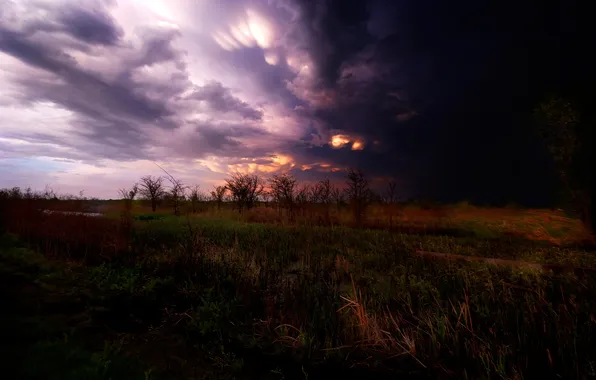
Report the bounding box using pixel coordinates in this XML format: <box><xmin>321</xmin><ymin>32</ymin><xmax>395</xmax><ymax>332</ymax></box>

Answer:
<box><xmin>0</xmin><ymin>236</ymin><xmax>157</xmax><ymax>380</ymax></box>
<box><xmin>132</xmin><ymin>215</ymin><xmax>596</xmax><ymax>267</ymax></box>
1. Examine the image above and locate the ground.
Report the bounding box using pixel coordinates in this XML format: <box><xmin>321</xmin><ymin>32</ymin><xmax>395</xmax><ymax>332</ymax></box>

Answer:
<box><xmin>1</xmin><ymin>202</ymin><xmax>595</xmax><ymax>379</ymax></box>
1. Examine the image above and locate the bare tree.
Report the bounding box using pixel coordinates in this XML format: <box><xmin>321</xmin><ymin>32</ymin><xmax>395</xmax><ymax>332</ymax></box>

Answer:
<box><xmin>165</xmin><ymin>177</ymin><xmax>185</xmax><ymax>216</ymax></box>
<box><xmin>296</xmin><ymin>184</ymin><xmax>310</xmax><ymax>204</ymax></box>
<box><xmin>139</xmin><ymin>175</ymin><xmax>165</xmax><ymax>212</ymax></box>
<box><xmin>151</xmin><ymin>163</ymin><xmax>189</xmax><ymax>216</ymax></box>
<box><xmin>119</xmin><ymin>183</ymin><xmax>139</xmax><ymax>201</ymax></box>
<box><xmin>225</xmin><ymin>173</ymin><xmax>264</xmax><ymax>213</ymax></box>
<box><xmin>386</xmin><ymin>180</ymin><xmax>398</xmax><ymax>230</ymax></box>
<box><xmin>118</xmin><ymin>183</ymin><xmax>139</xmax><ymax>212</ymax></box>
<box><xmin>386</xmin><ymin>181</ymin><xmax>397</xmax><ymax>204</ymax></box>
<box><xmin>188</xmin><ymin>185</ymin><xmax>200</xmax><ymax>213</ymax></box>
<box><xmin>313</xmin><ymin>178</ymin><xmax>333</xmax><ymax>222</ymax></box>
<box><xmin>295</xmin><ymin>184</ymin><xmax>310</xmax><ymax>217</ymax></box>
<box><xmin>315</xmin><ymin>179</ymin><xmax>332</xmax><ymax>203</ymax></box>
<box><xmin>345</xmin><ymin>168</ymin><xmax>371</xmax><ymax>227</ymax></box>
<box><xmin>269</xmin><ymin>173</ymin><xmax>297</xmax><ymax>218</ymax></box>
<box><xmin>188</xmin><ymin>185</ymin><xmax>207</xmax><ymax>213</ymax></box>
<box><xmin>210</xmin><ymin>185</ymin><xmax>227</xmax><ymax>211</ymax></box>
<box><xmin>118</xmin><ymin>183</ymin><xmax>139</xmax><ymax>230</ymax></box>
<box><xmin>260</xmin><ymin>189</ymin><xmax>272</xmax><ymax>207</ymax></box>
<box><xmin>331</xmin><ymin>186</ymin><xmax>344</xmax><ymax>212</ymax></box>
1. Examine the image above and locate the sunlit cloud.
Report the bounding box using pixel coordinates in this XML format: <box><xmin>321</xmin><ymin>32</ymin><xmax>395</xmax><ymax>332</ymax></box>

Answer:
<box><xmin>330</xmin><ymin>134</ymin><xmax>350</xmax><ymax>148</ymax></box>
<box><xmin>351</xmin><ymin>140</ymin><xmax>364</xmax><ymax>150</ymax></box>
<box><xmin>230</xmin><ymin>22</ymin><xmax>256</xmax><ymax>47</ymax></box>
<box><xmin>264</xmin><ymin>51</ymin><xmax>279</xmax><ymax>65</ymax></box>
<box><xmin>246</xmin><ymin>9</ymin><xmax>274</xmax><ymax>49</ymax></box>
<box><xmin>137</xmin><ymin>0</ymin><xmax>174</xmax><ymax>20</ymax></box>
<box><xmin>330</xmin><ymin>134</ymin><xmax>365</xmax><ymax>151</ymax></box>
<box><xmin>211</xmin><ymin>8</ymin><xmax>274</xmax><ymax>52</ymax></box>
<box><xmin>227</xmin><ymin>153</ymin><xmax>295</xmax><ymax>175</ymax></box>
<box><xmin>212</xmin><ymin>31</ymin><xmax>242</xmax><ymax>51</ymax></box>
<box><xmin>300</xmin><ymin>162</ymin><xmax>342</xmax><ymax>173</ymax></box>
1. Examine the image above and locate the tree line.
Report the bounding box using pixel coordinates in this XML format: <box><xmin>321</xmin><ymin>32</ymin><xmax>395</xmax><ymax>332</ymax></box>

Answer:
<box><xmin>117</xmin><ymin>168</ymin><xmax>391</xmax><ymax>227</ymax></box>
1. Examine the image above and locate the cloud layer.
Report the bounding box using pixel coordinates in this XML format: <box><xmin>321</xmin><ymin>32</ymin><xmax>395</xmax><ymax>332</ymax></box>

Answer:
<box><xmin>0</xmin><ymin>0</ymin><xmax>574</xmax><ymax>204</ymax></box>
<box><xmin>0</xmin><ymin>0</ymin><xmax>387</xmax><ymax>197</ymax></box>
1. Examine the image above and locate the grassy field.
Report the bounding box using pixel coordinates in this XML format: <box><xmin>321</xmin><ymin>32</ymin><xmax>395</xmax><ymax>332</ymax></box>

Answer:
<box><xmin>1</xmin><ymin>197</ymin><xmax>596</xmax><ymax>379</ymax></box>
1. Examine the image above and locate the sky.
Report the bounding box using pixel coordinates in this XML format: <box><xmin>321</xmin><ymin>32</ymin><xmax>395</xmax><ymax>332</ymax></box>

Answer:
<box><xmin>0</xmin><ymin>0</ymin><xmax>584</xmax><ymax>203</ymax></box>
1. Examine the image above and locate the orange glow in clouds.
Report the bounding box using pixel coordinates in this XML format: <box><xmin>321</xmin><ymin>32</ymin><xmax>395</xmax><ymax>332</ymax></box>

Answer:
<box><xmin>351</xmin><ymin>141</ymin><xmax>364</xmax><ymax>150</ymax></box>
<box><xmin>330</xmin><ymin>134</ymin><xmax>350</xmax><ymax>148</ymax></box>
<box><xmin>299</xmin><ymin>162</ymin><xmax>342</xmax><ymax>173</ymax></box>
<box><xmin>227</xmin><ymin>154</ymin><xmax>294</xmax><ymax>174</ymax></box>
<box><xmin>330</xmin><ymin>134</ymin><xmax>365</xmax><ymax>150</ymax></box>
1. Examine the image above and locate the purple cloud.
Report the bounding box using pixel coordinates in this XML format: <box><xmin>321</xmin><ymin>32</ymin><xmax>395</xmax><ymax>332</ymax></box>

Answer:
<box><xmin>188</xmin><ymin>81</ymin><xmax>263</xmax><ymax>120</ymax></box>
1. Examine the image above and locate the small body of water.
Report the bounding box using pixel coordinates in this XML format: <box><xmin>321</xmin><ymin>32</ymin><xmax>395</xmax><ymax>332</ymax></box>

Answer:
<box><xmin>41</xmin><ymin>210</ymin><xmax>103</xmax><ymax>217</ymax></box>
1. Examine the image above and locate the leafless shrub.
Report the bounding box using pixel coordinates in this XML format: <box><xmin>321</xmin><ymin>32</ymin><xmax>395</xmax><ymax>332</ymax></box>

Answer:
<box><xmin>331</xmin><ymin>186</ymin><xmax>345</xmax><ymax>211</ymax></box>
<box><xmin>118</xmin><ymin>183</ymin><xmax>138</xmax><ymax>231</ymax></box>
<box><xmin>295</xmin><ymin>184</ymin><xmax>311</xmax><ymax>217</ymax></box>
<box><xmin>118</xmin><ymin>183</ymin><xmax>139</xmax><ymax>201</ymax></box>
<box><xmin>173</xmin><ymin>180</ymin><xmax>187</xmax><ymax>216</ymax></box>
<box><xmin>40</xmin><ymin>185</ymin><xmax>58</xmax><ymax>200</ymax></box>
<box><xmin>187</xmin><ymin>185</ymin><xmax>209</xmax><ymax>213</ymax></box>
<box><xmin>269</xmin><ymin>173</ymin><xmax>297</xmax><ymax>219</ymax></box>
<box><xmin>345</xmin><ymin>168</ymin><xmax>371</xmax><ymax>227</ymax></box>
<box><xmin>313</xmin><ymin>179</ymin><xmax>333</xmax><ymax>223</ymax></box>
<box><xmin>296</xmin><ymin>184</ymin><xmax>310</xmax><ymax>204</ymax></box>
<box><xmin>260</xmin><ymin>189</ymin><xmax>272</xmax><ymax>207</ymax></box>
<box><xmin>118</xmin><ymin>183</ymin><xmax>139</xmax><ymax>212</ymax></box>
<box><xmin>162</xmin><ymin>174</ymin><xmax>185</xmax><ymax>217</ymax></box>
<box><xmin>210</xmin><ymin>185</ymin><xmax>227</xmax><ymax>211</ymax></box>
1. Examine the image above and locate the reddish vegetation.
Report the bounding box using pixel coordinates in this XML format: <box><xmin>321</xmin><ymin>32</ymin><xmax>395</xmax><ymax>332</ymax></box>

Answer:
<box><xmin>1</xmin><ymin>199</ymin><xmax>130</xmax><ymax>262</ymax></box>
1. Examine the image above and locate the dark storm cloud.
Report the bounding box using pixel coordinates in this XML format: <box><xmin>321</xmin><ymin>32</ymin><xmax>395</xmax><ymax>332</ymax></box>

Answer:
<box><xmin>278</xmin><ymin>0</ymin><xmax>573</xmax><ymax>205</ymax></box>
<box><xmin>274</xmin><ymin>0</ymin><xmax>425</xmax><ymax>177</ymax></box>
<box><xmin>0</xmin><ymin>36</ymin><xmax>168</xmax><ymax>160</ymax></box>
<box><xmin>56</xmin><ymin>5</ymin><xmax>123</xmax><ymax>45</ymax></box>
<box><xmin>290</xmin><ymin>0</ymin><xmax>373</xmax><ymax>87</ymax></box>
<box><xmin>133</xmin><ymin>27</ymin><xmax>185</xmax><ymax>68</ymax></box>
<box><xmin>5</xmin><ymin>0</ymin><xmax>123</xmax><ymax>46</ymax></box>
<box><xmin>222</xmin><ymin>46</ymin><xmax>302</xmax><ymax>107</ymax></box>
<box><xmin>0</xmin><ymin>27</ymin><xmax>174</xmax><ymax>121</ymax></box>
<box><xmin>190</xmin><ymin>81</ymin><xmax>263</xmax><ymax>120</ymax></box>
<box><xmin>174</xmin><ymin>120</ymin><xmax>271</xmax><ymax>159</ymax></box>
